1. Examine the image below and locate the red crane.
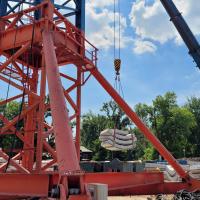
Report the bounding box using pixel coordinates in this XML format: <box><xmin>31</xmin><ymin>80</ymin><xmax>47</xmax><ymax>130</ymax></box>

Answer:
<box><xmin>0</xmin><ymin>1</ymin><xmax>199</xmax><ymax>199</ymax></box>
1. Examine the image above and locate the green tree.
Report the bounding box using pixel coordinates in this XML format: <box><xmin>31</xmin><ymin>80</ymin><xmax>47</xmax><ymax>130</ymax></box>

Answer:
<box><xmin>81</xmin><ymin>111</ymin><xmax>112</xmax><ymax>160</ymax></box>
<box><xmin>135</xmin><ymin>92</ymin><xmax>196</xmax><ymax>159</ymax></box>
<box><xmin>0</xmin><ymin>100</ymin><xmax>22</xmax><ymax>151</ymax></box>
<box><xmin>100</xmin><ymin>101</ymin><xmax>131</xmax><ymax>129</ymax></box>
<box><xmin>81</xmin><ymin>101</ymin><xmax>134</xmax><ymax>161</ymax></box>
<box><xmin>185</xmin><ymin>97</ymin><xmax>200</xmax><ymax>156</ymax></box>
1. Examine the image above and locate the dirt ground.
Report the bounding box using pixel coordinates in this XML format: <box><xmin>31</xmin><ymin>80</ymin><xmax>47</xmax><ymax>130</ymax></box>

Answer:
<box><xmin>108</xmin><ymin>195</ymin><xmax>174</xmax><ymax>200</ymax></box>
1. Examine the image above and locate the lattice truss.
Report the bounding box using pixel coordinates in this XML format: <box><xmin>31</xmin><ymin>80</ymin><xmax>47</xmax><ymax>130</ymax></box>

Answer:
<box><xmin>2</xmin><ymin>1</ymin><xmax>77</xmax><ymax>17</ymax></box>
<box><xmin>0</xmin><ymin>0</ymin><xmax>96</xmax><ymax>173</ymax></box>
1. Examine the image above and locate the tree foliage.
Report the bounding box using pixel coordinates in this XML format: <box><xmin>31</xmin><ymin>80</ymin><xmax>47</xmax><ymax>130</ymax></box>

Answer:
<box><xmin>135</xmin><ymin>92</ymin><xmax>196</xmax><ymax>159</ymax></box>
<box><xmin>81</xmin><ymin>92</ymin><xmax>198</xmax><ymax>161</ymax></box>
<box><xmin>185</xmin><ymin>97</ymin><xmax>200</xmax><ymax>156</ymax></box>
<box><xmin>1</xmin><ymin>92</ymin><xmax>200</xmax><ymax>161</ymax></box>
<box><xmin>0</xmin><ymin>100</ymin><xmax>22</xmax><ymax>151</ymax></box>
<box><xmin>81</xmin><ymin>101</ymin><xmax>134</xmax><ymax>161</ymax></box>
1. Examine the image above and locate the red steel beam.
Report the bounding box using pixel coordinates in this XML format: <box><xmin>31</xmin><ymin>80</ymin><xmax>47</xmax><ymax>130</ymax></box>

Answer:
<box><xmin>36</xmin><ymin>64</ymin><xmax>46</xmax><ymax>172</ymax></box>
<box><xmin>43</xmin><ymin>122</ymin><xmax>52</xmax><ymax>130</ymax></box>
<box><xmin>12</xmin><ymin>61</ymin><xmax>29</xmax><ymax>81</ymax></box>
<box><xmin>0</xmin><ymin>24</ymin><xmax>41</xmax><ymax>50</ymax></box>
<box><xmin>83</xmin><ymin>172</ymin><xmax>189</xmax><ymax>195</ymax></box>
<box><xmin>75</xmin><ymin>68</ymin><xmax>82</xmax><ymax>160</ymax></box>
<box><xmin>42</xmin><ymin>30</ymin><xmax>80</xmax><ymax>173</ymax></box>
<box><xmin>0</xmin><ymin>114</ymin><xmax>32</xmax><ymax>147</ymax></box>
<box><xmin>60</xmin><ymin>72</ymin><xmax>77</xmax><ymax>82</ymax></box>
<box><xmin>0</xmin><ymin>153</ymin><xmax>21</xmax><ymax>172</ymax></box>
<box><xmin>43</xmin><ymin>141</ymin><xmax>57</xmax><ymax>160</ymax></box>
<box><xmin>42</xmin><ymin>159</ymin><xmax>57</xmax><ymax>171</ymax></box>
<box><xmin>6</xmin><ymin>13</ymin><xmax>23</xmax><ymax>30</ymax></box>
<box><xmin>1</xmin><ymin>101</ymin><xmax>39</xmax><ymax>133</ymax></box>
<box><xmin>0</xmin><ymin>150</ymin><xmax>29</xmax><ymax>174</ymax></box>
<box><xmin>0</xmin><ymin>42</ymin><xmax>30</xmax><ymax>72</ymax></box>
<box><xmin>0</xmin><ymin>174</ymin><xmax>49</xmax><ymax>198</ymax></box>
<box><xmin>2</xmin><ymin>2</ymin><xmax>46</xmax><ymax>21</ymax></box>
<box><xmin>91</xmin><ymin>68</ymin><xmax>189</xmax><ymax>181</ymax></box>
<box><xmin>0</xmin><ymin>94</ymin><xmax>23</xmax><ymax>106</ymax></box>
<box><xmin>84</xmin><ymin>172</ymin><xmax>164</xmax><ymax>190</ymax></box>
<box><xmin>65</xmin><ymin>82</ymin><xmax>79</xmax><ymax>94</ymax></box>
<box><xmin>64</xmin><ymin>91</ymin><xmax>78</xmax><ymax>112</ymax></box>
<box><xmin>43</xmin><ymin>127</ymin><xmax>53</xmax><ymax>138</ymax></box>
<box><xmin>0</xmin><ymin>74</ymin><xmax>39</xmax><ymax>99</ymax></box>
<box><xmin>109</xmin><ymin>182</ymin><xmax>189</xmax><ymax>196</ymax></box>
<box><xmin>22</xmin><ymin>66</ymin><xmax>39</xmax><ymax>170</ymax></box>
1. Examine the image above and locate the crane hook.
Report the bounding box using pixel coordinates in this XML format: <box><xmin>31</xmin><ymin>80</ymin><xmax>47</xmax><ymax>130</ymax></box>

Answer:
<box><xmin>114</xmin><ymin>58</ymin><xmax>121</xmax><ymax>76</ymax></box>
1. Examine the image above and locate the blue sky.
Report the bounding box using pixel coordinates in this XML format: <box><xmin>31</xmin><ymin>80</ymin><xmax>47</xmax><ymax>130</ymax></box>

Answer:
<box><xmin>81</xmin><ymin>0</ymin><xmax>200</xmax><ymax>113</ymax></box>
<box><xmin>1</xmin><ymin>0</ymin><xmax>200</xmax><ymax>116</ymax></box>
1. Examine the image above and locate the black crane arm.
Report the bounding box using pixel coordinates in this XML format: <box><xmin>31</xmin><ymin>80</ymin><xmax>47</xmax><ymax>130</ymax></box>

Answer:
<box><xmin>160</xmin><ymin>0</ymin><xmax>200</xmax><ymax>69</ymax></box>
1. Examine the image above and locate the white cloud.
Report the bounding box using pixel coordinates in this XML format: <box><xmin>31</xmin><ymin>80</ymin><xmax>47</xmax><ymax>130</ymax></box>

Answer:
<box><xmin>129</xmin><ymin>0</ymin><xmax>200</xmax><ymax>53</ymax></box>
<box><xmin>88</xmin><ymin>0</ymin><xmax>113</xmax><ymax>8</ymax></box>
<box><xmin>133</xmin><ymin>39</ymin><xmax>157</xmax><ymax>54</ymax></box>
<box><xmin>85</xmin><ymin>0</ymin><xmax>132</xmax><ymax>50</ymax></box>
<box><xmin>129</xmin><ymin>0</ymin><xmax>176</xmax><ymax>44</ymax></box>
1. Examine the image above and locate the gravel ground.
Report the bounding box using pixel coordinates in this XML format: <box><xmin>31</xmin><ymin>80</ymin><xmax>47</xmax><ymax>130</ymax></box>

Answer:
<box><xmin>108</xmin><ymin>195</ymin><xmax>174</xmax><ymax>200</ymax></box>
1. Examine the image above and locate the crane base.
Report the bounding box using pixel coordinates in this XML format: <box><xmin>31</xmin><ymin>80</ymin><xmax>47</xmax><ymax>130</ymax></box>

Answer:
<box><xmin>0</xmin><ymin>172</ymin><xmax>191</xmax><ymax>199</ymax></box>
